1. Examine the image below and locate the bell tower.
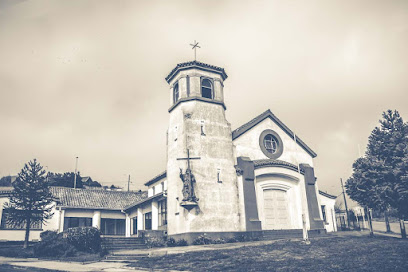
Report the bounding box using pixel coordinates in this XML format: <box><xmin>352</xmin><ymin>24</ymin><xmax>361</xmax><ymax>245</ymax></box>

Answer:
<box><xmin>165</xmin><ymin>60</ymin><xmax>241</xmax><ymax>238</ymax></box>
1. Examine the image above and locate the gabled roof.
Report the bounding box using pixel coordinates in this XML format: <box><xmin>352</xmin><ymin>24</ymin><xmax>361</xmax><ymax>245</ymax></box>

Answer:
<box><xmin>165</xmin><ymin>60</ymin><xmax>228</xmax><ymax>83</ymax></box>
<box><xmin>50</xmin><ymin>187</ymin><xmax>148</xmax><ymax>210</ymax></box>
<box><xmin>81</xmin><ymin>176</ymin><xmax>92</xmax><ymax>183</ymax></box>
<box><xmin>319</xmin><ymin>190</ymin><xmax>337</xmax><ymax>199</ymax></box>
<box><xmin>124</xmin><ymin>192</ymin><xmax>165</xmax><ymax>211</ymax></box>
<box><xmin>232</xmin><ymin>109</ymin><xmax>317</xmax><ymax>158</ymax></box>
<box><xmin>144</xmin><ymin>171</ymin><xmax>166</xmax><ymax>186</ymax></box>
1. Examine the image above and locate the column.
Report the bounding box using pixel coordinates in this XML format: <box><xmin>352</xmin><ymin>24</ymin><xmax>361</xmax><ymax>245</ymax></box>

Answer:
<box><xmin>300</xmin><ymin>164</ymin><xmax>324</xmax><ymax>230</ymax></box>
<box><xmin>59</xmin><ymin>210</ymin><xmax>65</xmax><ymax>232</ymax></box>
<box><xmin>137</xmin><ymin>208</ymin><xmax>143</xmax><ymax>233</ymax></box>
<box><xmin>237</xmin><ymin>157</ymin><xmax>262</xmax><ymax>231</ymax></box>
<box><xmin>92</xmin><ymin>210</ymin><xmax>101</xmax><ymax>229</ymax></box>
<box><xmin>152</xmin><ymin>201</ymin><xmax>159</xmax><ymax>230</ymax></box>
<box><xmin>125</xmin><ymin>213</ymin><xmax>131</xmax><ymax>237</ymax></box>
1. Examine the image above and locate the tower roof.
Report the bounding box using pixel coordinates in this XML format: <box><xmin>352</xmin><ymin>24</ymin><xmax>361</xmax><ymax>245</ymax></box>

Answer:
<box><xmin>165</xmin><ymin>60</ymin><xmax>228</xmax><ymax>83</ymax></box>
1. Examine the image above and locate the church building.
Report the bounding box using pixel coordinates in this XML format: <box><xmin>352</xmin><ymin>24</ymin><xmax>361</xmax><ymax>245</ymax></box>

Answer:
<box><xmin>0</xmin><ymin>60</ymin><xmax>337</xmax><ymax>242</ymax></box>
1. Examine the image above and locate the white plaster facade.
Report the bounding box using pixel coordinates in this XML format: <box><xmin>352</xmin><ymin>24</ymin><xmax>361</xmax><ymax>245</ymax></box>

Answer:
<box><xmin>319</xmin><ymin>192</ymin><xmax>337</xmax><ymax>232</ymax></box>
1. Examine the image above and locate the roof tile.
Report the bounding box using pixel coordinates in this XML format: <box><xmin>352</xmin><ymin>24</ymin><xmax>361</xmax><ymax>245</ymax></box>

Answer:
<box><xmin>50</xmin><ymin>187</ymin><xmax>148</xmax><ymax>210</ymax></box>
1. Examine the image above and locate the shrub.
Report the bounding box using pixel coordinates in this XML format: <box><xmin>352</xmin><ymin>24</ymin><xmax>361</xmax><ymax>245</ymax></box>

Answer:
<box><xmin>213</xmin><ymin>238</ymin><xmax>226</xmax><ymax>244</ymax></box>
<box><xmin>65</xmin><ymin>227</ymin><xmax>102</xmax><ymax>253</ymax></box>
<box><xmin>34</xmin><ymin>231</ymin><xmax>77</xmax><ymax>257</ymax></box>
<box><xmin>235</xmin><ymin>234</ymin><xmax>248</xmax><ymax>242</ymax></box>
<box><xmin>146</xmin><ymin>236</ymin><xmax>166</xmax><ymax>248</ymax></box>
<box><xmin>193</xmin><ymin>234</ymin><xmax>213</xmax><ymax>245</ymax></box>
<box><xmin>226</xmin><ymin>237</ymin><xmax>238</xmax><ymax>243</ymax></box>
<box><xmin>166</xmin><ymin>237</ymin><xmax>177</xmax><ymax>247</ymax></box>
<box><xmin>175</xmin><ymin>239</ymin><xmax>188</xmax><ymax>246</ymax></box>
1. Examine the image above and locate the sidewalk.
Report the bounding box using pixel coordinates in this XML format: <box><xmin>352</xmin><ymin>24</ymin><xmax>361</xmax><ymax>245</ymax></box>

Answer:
<box><xmin>0</xmin><ymin>256</ymin><xmax>145</xmax><ymax>272</ymax></box>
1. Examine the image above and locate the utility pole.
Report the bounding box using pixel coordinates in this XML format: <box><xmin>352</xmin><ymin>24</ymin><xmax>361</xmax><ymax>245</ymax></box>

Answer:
<box><xmin>73</xmin><ymin>157</ymin><xmax>78</xmax><ymax>189</ymax></box>
<box><xmin>341</xmin><ymin>178</ymin><xmax>350</xmax><ymax>229</ymax></box>
<box><xmin>127</xmin><ymin>175</ymin><xmax>131</xmax><ymax>192</ymax></box>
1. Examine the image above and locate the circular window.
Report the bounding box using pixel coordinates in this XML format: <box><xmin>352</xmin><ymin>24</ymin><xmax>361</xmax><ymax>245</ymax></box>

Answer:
<box><xmin>259</xmin><ymin>130</ymin><xmax>283</xmax><ymax>159</ymax></box>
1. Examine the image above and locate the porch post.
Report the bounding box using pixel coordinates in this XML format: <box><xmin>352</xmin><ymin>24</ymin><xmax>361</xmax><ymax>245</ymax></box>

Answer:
<box><xmin>125</xmin><ymin>213</ymin><xmax>131</xmax><ymax>237</ymax></box>
<box><xmin>92</xmin><ymin>210</ymin><xmax>101</xmax><ymax>229</ymax></box>
<box><xmin>137</xmin><ymin>208</ymin><xmax>143</xmax><ymax>234</ymax></box>
<box><xmin>59</xmin><ymin>209</ymin><xmax>65</xmax><ymax>232</ymax></box>
<box><xmin>152</xmin><ymin>201</ymin><xmax>159</xmax><ymax>230</ymax></box>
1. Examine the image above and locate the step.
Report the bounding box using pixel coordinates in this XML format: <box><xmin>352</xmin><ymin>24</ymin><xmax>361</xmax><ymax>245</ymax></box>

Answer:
<box><xmin>105</xmin><ymin>254</ymin><xmax>148</xmax><ymax>261</ymax></box>
<box><xmin>104</xmin><ymin>246</ymin><xmax>147</xmax><ymax>250</ymax></box>
<box><xmin>102</xmin><ymin>241</ymin><xmax>145</xmax><ymax>245</ymax></box>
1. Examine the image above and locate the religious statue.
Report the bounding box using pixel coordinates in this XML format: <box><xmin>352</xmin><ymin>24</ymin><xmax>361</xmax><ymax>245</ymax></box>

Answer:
<box><xmin>179</xmin><ymin>168</ymin><xmax>199</xmax><ymax>203</ymax></box>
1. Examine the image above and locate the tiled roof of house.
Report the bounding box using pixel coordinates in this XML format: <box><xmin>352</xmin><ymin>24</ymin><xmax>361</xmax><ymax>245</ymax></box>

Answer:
<box><xmin>165</xmin><ymin>60</ymin><xmax>228</xmax><ymax>83</ymax></box>
<box><xmin>232</xmin><ymin>109</ymin><xmax>317</xmax><ymax>158</ymax></box>
<box><xmin>144</xmin><ymin>171</ymin><xmax>166</xmax><ymax>186</ymax></box>
<box><xmin>50</xmin><ymin>187</ymin><xmax>148</xmax><ymax>210</ymax></box>
<box><xmin>0</xmin><ymin>187</ymin><xmax>13</xmax><ymax>197</ymax></box>
<box><xmin>81</xmin><ymin>176</ymin><xmax>92</xmax><ymax>183</ymax></box>
<box><xmin>253</xmin><ymin>159</ymin><xmax>305</xmax><ymax>174</ymax></box>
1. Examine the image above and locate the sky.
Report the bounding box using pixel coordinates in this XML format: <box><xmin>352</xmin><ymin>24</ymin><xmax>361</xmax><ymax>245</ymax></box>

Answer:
<box><xmin>1</xmin><ymin>0</ymin><xmax>407</xmax><ymax>199</ymax></box>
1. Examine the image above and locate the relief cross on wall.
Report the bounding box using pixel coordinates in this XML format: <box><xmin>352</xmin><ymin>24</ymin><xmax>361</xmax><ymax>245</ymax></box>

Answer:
<box><xmin>177</xmin><ymin>149</ymin><xmax>200</xmax><ymax>209</ymax></box>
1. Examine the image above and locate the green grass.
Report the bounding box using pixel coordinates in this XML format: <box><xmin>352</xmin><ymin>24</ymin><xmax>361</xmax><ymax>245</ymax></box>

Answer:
<box><xmin>128</xmin><ymin>236</ymin><xmax>408</xmax><ymax>272</ymax></box>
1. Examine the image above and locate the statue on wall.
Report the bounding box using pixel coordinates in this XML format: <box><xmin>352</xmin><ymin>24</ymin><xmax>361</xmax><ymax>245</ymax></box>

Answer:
<box><xmin>177</xmin><ymin>149</ymin><xmax>200</xmax><ymax>209</ymax></box>
<box><xmin>179</xmin><ymin>168</ymin><xmax>199</xmax><ymax>203</ymax></box>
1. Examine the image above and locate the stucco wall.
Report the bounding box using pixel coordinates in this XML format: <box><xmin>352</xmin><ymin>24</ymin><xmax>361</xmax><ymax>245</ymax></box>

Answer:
<box><xmin>148</xmin><ymin>179</ymin><xmax>167</xmax><ymax>197</ymax></box>
<box><xmin>167</xmin><ymin>98</ymin><xmax>241</xmax><ymax>235</ymax></box>
<box><xmin>233</xmin><ymin>118</ymin><xmax>314</xmax><ymax>167</ymax></box>
<box><xmin>318</xmin><ymin>194</ymin><xmax>337</xmax><ymax>232</ymax></box>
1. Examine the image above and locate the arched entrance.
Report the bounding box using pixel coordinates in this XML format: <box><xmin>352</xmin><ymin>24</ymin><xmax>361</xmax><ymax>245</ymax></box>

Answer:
<box><xmin>256</xmin><ymin>172</ymin><xmax>302</xmax><ymax>230</ymax></box>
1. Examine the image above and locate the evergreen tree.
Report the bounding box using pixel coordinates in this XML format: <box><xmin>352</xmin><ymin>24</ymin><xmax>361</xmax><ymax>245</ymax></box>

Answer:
<box><xmin>48</xmin><ymin>171</ymin><xmax>83</xmax><ymax>188</ymax></box>
<box><xmin>346</xmin><ymin>110</ymin><xmax>408</xmax><ymax>238</ymax></box>
<box><xmin>4</xmin><ymin>159</ymin><xmax>55</xmax><ymax>248</ymax></box>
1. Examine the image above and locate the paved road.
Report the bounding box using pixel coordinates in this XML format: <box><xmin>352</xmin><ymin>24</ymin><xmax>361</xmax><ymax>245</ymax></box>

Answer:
<box><xmin>372</xmin><ymin>220</ymin><xmax>406</xmax><ymax>235</ymax></box>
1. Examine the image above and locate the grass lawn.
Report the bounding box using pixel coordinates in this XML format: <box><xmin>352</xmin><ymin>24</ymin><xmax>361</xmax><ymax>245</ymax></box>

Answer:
<box><xmin>0</xmin><ymin>264</ymin><xmax>63</xmax><ymax>272</ymax></box>
<box><xmin>0</xmin><ymin>243</ymin><xmax>102</xmax><ymax>263</ymax></box>
<box><xmin>128</xmin><ymin>236</ymin><xmax>408</xmax><ymax>272</ymax></box>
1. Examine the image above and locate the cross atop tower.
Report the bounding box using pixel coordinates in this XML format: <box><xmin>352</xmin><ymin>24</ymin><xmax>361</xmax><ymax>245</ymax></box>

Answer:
<box><xmin>189</xmin><ymin>40</ymin><xmax>200</xmax><ymax>61</ymax></box>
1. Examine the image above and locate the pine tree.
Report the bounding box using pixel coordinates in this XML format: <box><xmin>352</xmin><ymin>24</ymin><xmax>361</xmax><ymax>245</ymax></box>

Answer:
<box><xmin>4</xmin><ymin>159</ymin><xmax>55</xmax><ymax>248</ymax></box>
<box><xmin>346</xmin><ymin>110</ymin><xmax>408</xmax><ymax>238</ymax></box>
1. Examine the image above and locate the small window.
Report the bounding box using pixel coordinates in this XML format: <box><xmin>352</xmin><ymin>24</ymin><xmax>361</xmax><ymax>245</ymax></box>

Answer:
<box><xmin>186</xmin><ymin>75</ymin><xmax>190</xmax><ymax>97</ymax></box>
<box><xmin>201</xmin><ymin>78</ymin><xmax>213</xmax><ymax>99</ymax></box>
<box><xmin>159</xmin><ymin>200</ymin><xmax>167</xmax><ymax>226</ymax></box>
<box><xmin>173</xmin><ymin>82</ymin><xmax>179</xmax><ymax>104</ymax></box>
<box><xmin>144</xmin><ymin>212</ymin><xmax>152</xmax><ymax>230</ymax></box>
<box><xmin>321</xmin><ymin>205</ymin><xmax>327</xmax><ymax>223</ymax></box>
<box><xmin>263</xmin><ymin>135</ymin><xmax>279</xmax><ymax>154</ymax></box>
<box><xmin>200</xmin><ymin>120</ymin><xmax>206</xmax><ymax>136</ymax></box>
<box><xmin>217</xmin><ymin>168</ymin><xmax>222</xmax><ymax>183</ymax></box>
<box><xmin>259</xmin><ymin>130</ymin><xmax>284</xmax><ymax>159</ymax></box>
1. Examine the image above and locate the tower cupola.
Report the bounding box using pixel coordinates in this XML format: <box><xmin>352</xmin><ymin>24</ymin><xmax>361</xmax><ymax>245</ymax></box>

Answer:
<box><xmin>165</xmin><ymin>60</ymin><xmax>228</xmax><ymax>112</ymax></box>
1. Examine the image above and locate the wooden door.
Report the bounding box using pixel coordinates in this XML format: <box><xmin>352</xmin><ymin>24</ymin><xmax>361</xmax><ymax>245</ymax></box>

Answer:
<box><xmin>263</xmin><ymin>189</ymin><xmax>290</xmax><ymax>229</ymax></box>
